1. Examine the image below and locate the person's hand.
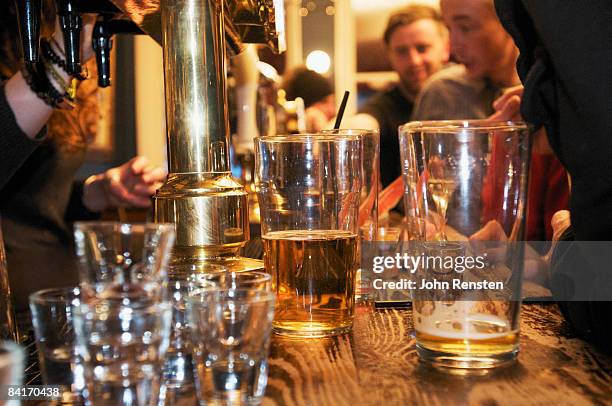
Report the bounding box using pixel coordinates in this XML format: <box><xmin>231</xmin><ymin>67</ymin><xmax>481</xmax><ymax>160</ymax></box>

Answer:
<box><xmin>488</xmin><ymin>85</ymin><xmax>553</xmax><ymax>154</ymax></box>
<box><xmin>82</xmin><ymin>157</ymin><xmax>167</xmax><ymax>212</ymax></box>
<box><xmin>489</xmin><ymin>85</ymin><xmax>524</xmax><ymax>122</ymax></box>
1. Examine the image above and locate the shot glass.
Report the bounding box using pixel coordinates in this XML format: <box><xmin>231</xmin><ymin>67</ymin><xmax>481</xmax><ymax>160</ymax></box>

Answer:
<box><xmin>160</xmin><ymin>264</ymin><xmax>224</xmax><ymax>406</ymax></box>
<box><xmin>188</xmin><ymin>289</ymin><xmax>275</xmax><ymax>406</ymax></box>
<box><xmin>29</xmin><ymin>287</ymin><xmax>83</xmax><ymax>403</ymax></box>
<box><xmin>399</xmin><ymin>120</ymin><xmax>531</xmax><ymax>369</ymax></box>
<box><xmin>73</xmin><ymin>301</ymin><xmax>173</xmax><ymax>406</ymax></box>
<box><xmin>255</xmin><ymin>133</ymin><xmax>362</xmax><ymax>337</ymax></box>
<box><xmin>73</xmin><ymin>222</ymin><xmax>175</xmax><ymax>304</ymax></box>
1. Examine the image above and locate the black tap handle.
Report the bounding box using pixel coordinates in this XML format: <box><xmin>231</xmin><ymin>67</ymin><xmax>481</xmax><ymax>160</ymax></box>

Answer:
<box><xmin>56</xmin><ymin>0</ymin><xmax>82</xmax><ymax>75</ymax></box>
<box><xmin>92</xmin><ymin>16</ymin><xmax>113</xmax><ymax>88</ymax></box>
<box><xmin>15</xmin><ymin>0</ymin><xmax>42</xmax><ymax>63</ymax></box>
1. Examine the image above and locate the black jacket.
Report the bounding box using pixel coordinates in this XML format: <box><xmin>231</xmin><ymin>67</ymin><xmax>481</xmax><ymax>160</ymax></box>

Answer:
<box><xmin>495</xmin><ymin>0</ymin><xmax>612</xmax><ymax>353</ymax></box>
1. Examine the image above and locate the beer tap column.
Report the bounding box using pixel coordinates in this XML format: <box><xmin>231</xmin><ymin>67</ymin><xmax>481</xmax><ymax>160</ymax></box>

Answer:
<box><xmin>154</xmin><ymin>0</ymin><xmax>262</xmax><ymax>272</ymax></box>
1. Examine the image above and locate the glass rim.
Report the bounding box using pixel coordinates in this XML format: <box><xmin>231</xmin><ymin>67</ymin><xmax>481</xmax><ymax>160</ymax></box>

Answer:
<box><xmin>319</xmin><ymin>128</ymin><xmax>380</xmax><ymax>135</ymax></box>
<box><xmin>188</xmin><ymin>287</ymin><xmax>276</xmax><ymax>303</ymax></box>
<box><xmin>0</xmin><ymin>340</ymin><xmax>24</xmax><ymax>371</ymax></box>
<box><xmin>400</xmin><ymin>120</ymin><xmax>529</xmax><ymax>133</ymax></box>
<box><xmin>74</xmin><ymin>300</ymin><xmax>172</xmax><ymax>315</ymax></box>
<box><xmin>168</xmin><ymin>263</ymin><xmax>228</xmax><ymax>275</ymax></box>
<box><xmin>255</xmin><ymin>133</ymin><xmax>361</xmax><ymax>143</ymax></box>
<box><xmin>29</xmin><ymin>286</ymin><xmax>80</xmax><ymax>305</ymax></box>
<box><xmin>193</xmin><ymin>270</ymin><xmax>271</xmax><ymax>282</ymax></box>
<box><xmin>74</xmin><ymin>221</ymin><xmax>175</xmax><ymax>232</ymax></box>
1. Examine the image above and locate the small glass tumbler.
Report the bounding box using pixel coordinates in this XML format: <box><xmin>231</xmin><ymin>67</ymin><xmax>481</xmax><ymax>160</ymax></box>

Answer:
<box><xmin>255</xmin><ymin>133</ymin><xmax>362</xmax><ymax>337</ymax></box>
<box><xmin>159</xmin><ymin>263</ymin><xmax>224</xmax><ymax>406</ymax></box>
<box><xmin>188</xmin><ymin>289</ymin><xmax>275</xmax><ymax>406</ymax></box>
<box><xmin>73</xmin><ymin>222</ymin><xmax>175</xmax><ymax>303</ymax></box>
<box><xmin>73</xmin><ymin>301</ymin><xmax>173</xmax><ymax>406</ymax></box>
<box><xmin>399</xmin><ymin>120</ymin><xmax>531</xmax><ymax>370</ymax></box>
<box><xmin>29</xmin><ymin>287</ymin><xmax>83</xmax><ymax>403</ymax></box>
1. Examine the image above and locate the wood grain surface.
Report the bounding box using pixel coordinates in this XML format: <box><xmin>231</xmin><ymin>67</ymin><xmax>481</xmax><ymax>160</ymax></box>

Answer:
<box><xmin>264</xmin><ymin>304</ymin><xmax>612</xmax><ymax>406</ymax></box>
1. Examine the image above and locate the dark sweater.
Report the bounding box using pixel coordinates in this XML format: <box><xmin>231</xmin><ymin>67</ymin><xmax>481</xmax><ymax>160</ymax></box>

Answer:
<box><xmin>495</xmin><ymin>0</ymin><xmax>612</xmax><ymax>353</ymax></box>
<box><xmin>0</xmin><ymin>84</ymin><xmax>40</xmax><ymax>189</ymax></box>
<box><xmin>359</xmin><ymin>85</ymin><xmax>414</xmax><ymax>188</ymax></box>
<box><xmin>0</xmin><ymin>83</ymin><xmax>97</xmax><ymax>313</ymax></box>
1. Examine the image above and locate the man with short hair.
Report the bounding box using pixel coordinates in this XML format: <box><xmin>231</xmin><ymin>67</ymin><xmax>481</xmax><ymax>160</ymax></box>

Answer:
<box><xmin>412</xmin><ymin>0</ymin><xmax>520</xmax><ymax>120</ymax></box>
<box><xmin>412</xmin><ymin>0</ymin><xmax>569</xmax><ymax>244</ymax></box>
<box><xmin>349</xmin><ymin>5</ymin><xmax>450</xmax><ymax>188</ymax></box>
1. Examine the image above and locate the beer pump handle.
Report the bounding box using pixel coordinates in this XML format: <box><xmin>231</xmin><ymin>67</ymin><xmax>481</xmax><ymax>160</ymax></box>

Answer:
<box><xmin>15</xmin><ymin>0</ymin><xmax>42</xmax><ymax>64</ymax></box>
<box><xmin>92</xmin><ymin>15</ymin><xmax>113</xmax><ymax>88</ymax></box>
<box><xmin>56</xmin><ymin>0</ymin><xmax>82</xmax><ymax>75</ymax></box>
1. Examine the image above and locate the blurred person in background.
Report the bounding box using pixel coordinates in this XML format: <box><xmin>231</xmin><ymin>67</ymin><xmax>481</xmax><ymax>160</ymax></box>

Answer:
<box><xmin>411</xmin><ymin>0</ymin><xmax>569</xmax><ymax>247</ymax></box>
<box><xmin>0</xmin><ymin>1</ymin><xmax>165</xmax><ymax>313</ymax></box>
<box><xmin>348</xmin><ymin>5</ymin><xmax>450</xmax><ymax>188</ymax></box>
<box><xmin>282</xmin><ymin>66</ymin><xmax>335</xmax><ymax>132</ymax></box>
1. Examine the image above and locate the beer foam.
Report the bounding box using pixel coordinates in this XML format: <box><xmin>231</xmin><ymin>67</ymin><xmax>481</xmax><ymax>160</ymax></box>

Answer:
<box><xmin>416</xmin><ymin>307</ymin><xmax>514</xmax><ymax>340</ymax></box>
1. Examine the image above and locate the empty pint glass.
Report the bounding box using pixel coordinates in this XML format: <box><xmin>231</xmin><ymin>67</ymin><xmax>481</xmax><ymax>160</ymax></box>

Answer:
<box><xmin>321</xmin><ymin>129</ymin><xmax>380</xmax><ymax>300</ymax></box>
<box><xmin>399</xmin><ymin>121</ymin><xmax>530</xmax><ymax>369</ymax></box>
<box><xmin>255</xmin><ymin>134</ymin><xmax>362</xmax><ymax>337</ymax></box>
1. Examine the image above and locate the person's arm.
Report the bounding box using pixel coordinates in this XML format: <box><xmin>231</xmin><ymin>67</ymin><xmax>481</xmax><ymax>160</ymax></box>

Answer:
<box><xmin>0</xmin><ymin>83</ymin><xmax>44</xmax><ymax>190</ymax></box>
<box><xmin>1</xmin><ymin>16</ymin><xmax>96</xmax><ymax>190</ymax></box>
<box><xmin>4</xmin><ymin>71</ymin><xmax>56</xmax><ymax>139</ymax></box>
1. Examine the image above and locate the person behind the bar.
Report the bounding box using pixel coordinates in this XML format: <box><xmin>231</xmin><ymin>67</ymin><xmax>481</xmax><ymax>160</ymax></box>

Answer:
<box><xmin>282</xmin><ymin>66</ymin><xmax>335</xmax><ymax>132</ymax></box>
<box><xmin>347</xmin><ymin>5</ymin><xmax>450</xmax><ymax>188</ymax></box>
<box><xmin>0</xmin><ymin>1</ymin><xmax>166</xmax><ymax>313</ymax></box>
<box><xmin>492</xmin><ymin>0</ymin><xmax>612</xmax><ymax>354</ymax></box>
<box><xmin>411</xmin><ymin>0</ymin><xmax>569</xmax><ymax>247</ymax></box>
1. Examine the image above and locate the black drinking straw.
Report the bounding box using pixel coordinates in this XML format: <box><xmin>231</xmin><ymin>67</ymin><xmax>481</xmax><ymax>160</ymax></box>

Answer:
<box><xmin>333</xmin><ymin>90</ymin><xmax>350</xmax><ymax>130</ymax></box>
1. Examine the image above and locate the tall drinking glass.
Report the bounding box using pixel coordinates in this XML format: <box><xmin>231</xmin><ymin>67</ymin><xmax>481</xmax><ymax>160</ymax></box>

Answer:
<box><xmin>73</xmin><ymin>222</ymin><xmax>175</xmax><ymax>304</ymax></box>
<box><xmin>321</xmin><ymin>129</ymin><xmax>380</xmax><ymax>301</ymax></box>
<box><xmin>321</xmin><ymin>129</ymin><xmax>380</xmax><ymax>240</ymax></box>
<box><xmin>399</xmin><ymin>120</ymin><xmax>531</xmax><ymax>369</ymax></box>
<box><xmin>255</xmin><ymin>134</ymin><xmax>362</xmax><ymax>337</ymax></box>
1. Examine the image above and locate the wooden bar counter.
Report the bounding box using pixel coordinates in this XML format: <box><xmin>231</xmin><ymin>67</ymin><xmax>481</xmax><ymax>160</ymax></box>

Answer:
<box><xmin>264</xmin><ymin>303</ymin><xmax>612</xmax><ymax>405</ymax></box>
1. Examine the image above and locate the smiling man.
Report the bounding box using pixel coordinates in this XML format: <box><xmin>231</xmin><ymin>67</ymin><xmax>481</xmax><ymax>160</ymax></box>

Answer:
<box><xmin>350</xmin><ymin>5</ymin><xmax>450</xmax><ymax>188</ymax></box>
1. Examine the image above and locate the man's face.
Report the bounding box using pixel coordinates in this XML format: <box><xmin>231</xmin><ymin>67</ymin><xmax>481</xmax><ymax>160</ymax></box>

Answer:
<box><xmin>440</xmin><ymin>0</ymin><xmax>516</xmax><ymax>81</ymax></box>
<box><xmin>387</xmin><ymin>19</ymin><xmax>450</xmax><ymax>96</ymax></box>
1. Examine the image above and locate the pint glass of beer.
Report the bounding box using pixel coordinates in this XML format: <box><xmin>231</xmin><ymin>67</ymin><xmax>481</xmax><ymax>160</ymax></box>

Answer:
<box><xmin>255</xmin><ymin>134</ymin><xmax>362</xmax><ymax>337</ymax></box>
<box><xmin>399</xmin><ymin>121</ymin><xmax>530</xmax><ymax>369</ymax></box>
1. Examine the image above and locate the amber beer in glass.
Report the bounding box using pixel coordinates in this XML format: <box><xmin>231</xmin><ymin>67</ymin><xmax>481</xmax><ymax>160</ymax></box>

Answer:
<box><xmin>399</xmin><ymin>121</ymin><xmax>530</xmax><ymax>369</ymax></box>
<box><xmin>255</xmin><ymin>134</ymin><xmax>362</xmax><ymax>337</ymax></box>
